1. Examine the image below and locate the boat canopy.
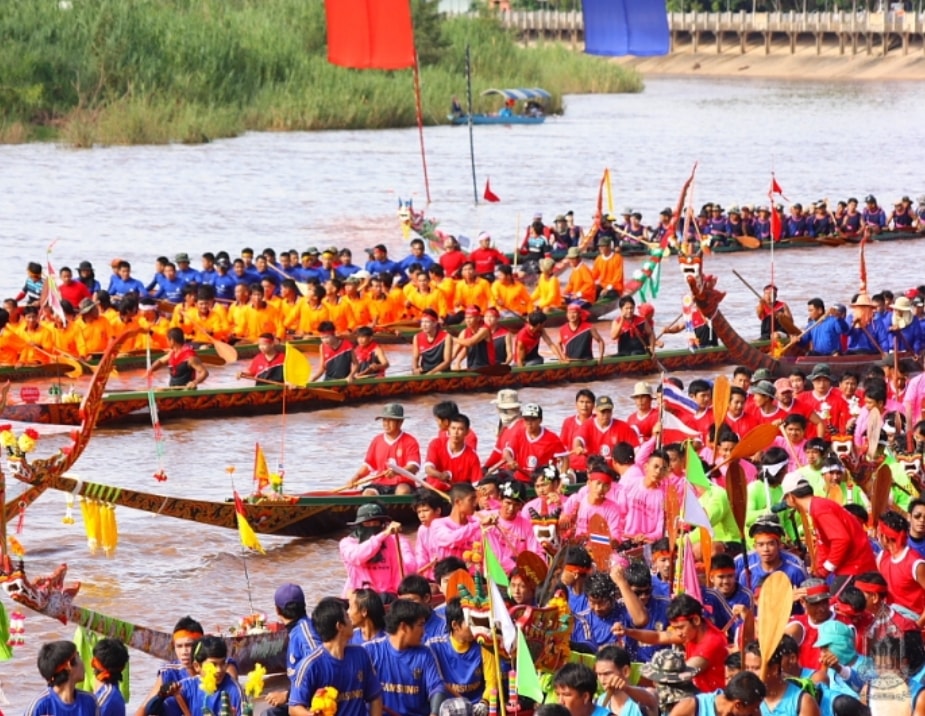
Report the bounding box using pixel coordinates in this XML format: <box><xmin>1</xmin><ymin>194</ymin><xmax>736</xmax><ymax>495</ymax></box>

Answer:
<box><xmin>480</xmin><ymin>88</ymin><xmax>551</xmax><ymax>101</ymax></box>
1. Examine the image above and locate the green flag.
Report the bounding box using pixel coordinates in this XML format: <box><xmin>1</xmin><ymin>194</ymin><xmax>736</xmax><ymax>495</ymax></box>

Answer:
<box><xmin>516</xmin><ymin>626</ymin><xmax>544</xmax><ymax>703</ymax></box>
<box><xmin>483</xmin><ymin>537</ymin><xmax>509</xmax><ymax>587</ymax></box>
<box><xmin>685</xmin><ymin>441</ymin><xmax>711</xmax><ymax>489</ymax></box>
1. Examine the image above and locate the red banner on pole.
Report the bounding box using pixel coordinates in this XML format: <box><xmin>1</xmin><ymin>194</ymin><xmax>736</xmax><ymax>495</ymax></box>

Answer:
<box><xmin>325</xmin><ymin>0</ymin><xmax>415</xmax><ymax>70</ymax></box>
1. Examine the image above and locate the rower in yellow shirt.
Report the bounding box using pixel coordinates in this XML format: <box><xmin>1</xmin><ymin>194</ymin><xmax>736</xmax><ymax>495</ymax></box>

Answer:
<box><xmin>406</xmin><ymin>273</ymin><xmax>449</xmax><ymax>319</ymax></box>
<box><xmin>137</xmin><ymin>298</ymin><xmax>171</xmax><ymax>351</ymax></box>
<box><xmin>454</xmin><ymin>262</ymin><xmax>493</xmax><ymax>313</ymax></box>
<box><xmin>18</xmin><ymin>306</ymin><xmax>56</xmax><ymax>364</ymax></box>
<box><xmin>299</xmin><ymin>285</ymin><xmax>330</xmax><ymax>336</ymax></box>
<box><xmin>76</xmin><ymin>299</ymin><xmax>114</xmax><ymax>357</ymax></box>
<box><xmin>366</xmin><ymin>275</ymin><xmax>404</xmax><ymax>327</ymax></box>
<box><xmin>490</xmin><ymin>265</ymin><xmax>531</xmax><ymax>317</ymax></box>
<box><xmin>430</xmin><ymin>265</ymin><xmax>456</xmax><ymax>309</ymax></box>
<box><xmin>341</xmin><ymin>276</ymin><xmax>372</xmax><ymax>328</ymax></box>
<box><xmin>227</xmin><ymin>284</ymin><xmax>256</xmax><ymax>342</ymax></box>
<box><xmin>530</xmin><ymin>257</ymin><xmax>563</xmax><ymax>312</ymax></box>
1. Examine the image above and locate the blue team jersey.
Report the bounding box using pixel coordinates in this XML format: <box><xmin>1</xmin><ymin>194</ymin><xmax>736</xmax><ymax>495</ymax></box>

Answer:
<box><xmin>107</xmin><ymin>276</ymin><xmax>146</xmax><ymax>298</ymax></box>
<box><xmin>910</xmin><ymin>535</ymin><xmax>925</xmax><ymax>559</ymax></box>
<box><xmin>287</xmin><ymin>616</ymin><xmax>321</xmax><ymax>678</ymax></box>
<box><xmin>424</xmin><ymin>608</ymin><xmax>447</xmax><ymax>642</ymax></box>
<box><xmin>156</xmin><ymin>662</ymin><xmax>191</xmax><ymax>716</ymax></box>
<box><xmin>337</xmin><ymin>264</ymin><xmax>361</xmax><ymax>279</ymax></box>
<box><xmin>734</xmin><ymin>552</ymin><xmax>807</xmax><ymax>592</ymax></box>
<box><xmin>652</xmin><ymin>576</ymin><xmax>670</xmax><ymax>598</ymax></box>
<box><xmin>363</xmin><ymin>637</ymin><xmax>446</xmax><ymax>716</ymax></box>
<box><xmin>703</xmin><ymin>585</ymin><xmax>754</xmax><ymax>640</ymax></box>
<box><xmin>351</xmin><ymin>627</ymin><xmax>386</xmax><ymax>645</ymax></box>
<box><xmin>567</xmin><ymin>585</ymin><xmax>589</xmax><ymax>615</ymax></box>
<box><xmin>95</xmin><ymin>683</ymin><xmax>126</xmax><ymax>716</ymax></box>
<box><xmin>290</xmin><ymin>644</ymin><xmax>382</xmax><ymax>716</ymax></box>
<box><xmin>175</xmin><ymin>672</ymin><xmax>243</xmax><ymax>715</ymax></box>
<box><xmin>427</xmin><ymin>636</ymin><xmax>484</xmax><ymax>703</ymax></box>
<box><xmin>176</xmin><ymin>268</ymin><xmax>202</xmax><ymax>285</ymax></box>
<box><xmin>572</xmin><ymin>604</ymin><xmax>629</xmax><ymax>651</ymax></box>
<box><xmin>152</xmin><ymin>275</ymin><xmax>187</xmax><ymax>303</ymax></box>
<box><xmin>199</xmin><ymin>269</ymin><xmax>218</xmax><ymax>286</ymax></box>
<box><xmin>622</xmin><ymin>595</ymin><xmax>670</xmax><ymax>662</ymax></box>
<box><xmin>212</xmin><ymin>274</ymin><xmax>239</xmax><ymax>301</ymax></box>
<box><xmin>24</xmin><ymin>688</ymin><xmax>100</xmax><ymax>716</ymax></box>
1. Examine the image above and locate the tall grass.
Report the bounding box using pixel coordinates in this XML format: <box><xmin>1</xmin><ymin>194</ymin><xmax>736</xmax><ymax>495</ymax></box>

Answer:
<box><xmin>0</xmin><ymin>0</ymin><xmax>641</xmax><ymax>146</ymax></box>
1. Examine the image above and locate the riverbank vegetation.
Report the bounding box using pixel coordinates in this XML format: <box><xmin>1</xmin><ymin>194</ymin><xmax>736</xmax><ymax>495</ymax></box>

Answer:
<box><xmin>0</xmin><ymin>0</ymin><xmax>641</xmax><ymax>147</ymax></box>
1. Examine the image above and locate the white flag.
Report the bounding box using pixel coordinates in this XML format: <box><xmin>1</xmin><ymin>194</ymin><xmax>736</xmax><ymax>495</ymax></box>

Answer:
<box><xmin>489</xmin><ymin>578</ymin><xmax>516</xmax><ymax>652</ymax></box>
<box><xmin>682</xmin><ymin>484</ymin><xmax>714</xmax><ymax>537</ymax></box>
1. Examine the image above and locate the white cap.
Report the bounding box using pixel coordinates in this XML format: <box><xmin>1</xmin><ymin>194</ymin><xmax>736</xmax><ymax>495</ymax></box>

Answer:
<box><xmin>780</xmin><ymin>471</ymin><xmax>810</xmax><ymax>496</ymax></box>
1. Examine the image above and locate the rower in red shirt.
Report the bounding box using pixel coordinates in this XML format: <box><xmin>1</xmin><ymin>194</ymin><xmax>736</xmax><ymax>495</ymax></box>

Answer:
<box><xmin>746</xmin><ymin>380</ymin><xmax>788</xmax><ymax>426</ymax></box>
<box><xmin>431</xmin><ymin>400</ymin><xmax>478</xmax><ymax>452</ymax></box>
<box><xmin>876</xmin><ymin>511</ymin><xmax>925</xmax><ymax>623</ymax></box>
<box><xmin>237</xmin><ymin>332</ymin><xmax>284</xmax><ymax>383</ymax></box>
<box><xmin>797</xmin><ymin>363</ymin><xmax>850</xmax><ymax>437</ymax></box>
<box><xmin>560</xmin><ymin>389</ymin><xmax>596</xmax><ymax>475</ymax></box>
<box><xmin>502</xmin><ymin>403</ymin><xmax>566</xmax><ymax>482</ymax></box>
<box><xmin>347</xmin><ymin>403</ymin><xmax>421</xmax><ymax>496</ymax></box>
<box><xmin>723</xmin><ymin>386</ymin><xmax>756</xmax><ymax>438</ymax></box>
<box><xmin>423</xmin><ymin>414</ymin><xmax>481</xmax><ymax>491</ymax></box>
<box><xmin>625</xmin><ymin>381</ymin><xmax>659</xmax><ymax>441</ymax></box>
<box><xmin>573</xmin><ymin>395</ymin><xmax>640</xmax><ymax>465</ymax></box>
<box><xmin>558</xmin><ymin>303</ymin><xmax>605</xmax><ymax>364</ymax></box>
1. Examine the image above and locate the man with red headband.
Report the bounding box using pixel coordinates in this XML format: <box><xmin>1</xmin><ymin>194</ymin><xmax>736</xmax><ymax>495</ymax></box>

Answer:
<box><xmin>412</xmin><ymin>309</ymin><xmax>453</xmax><ymax>375</ymax></box>
<box><xmin>851</xmin><ymin>571</ymin><xmax>925</xmax><ymax>666</ymax></box>
<box><xmin>310</xmin><ymin>320</ymin><xmax>357</xmax><ymax>382</ymax></box>
<box><xmin>702</xmin><ymin>553</ymin><xmax>754</xmax><ymax>642</ymax></box>
<box><xmin>559</xmin><ymin>465</ymin><xmax>622</xmax><ymax>540</ymax></box>
<box><xmin>777</xmin><ymin>472</ymin><xmax>877</xmax><ymax>586</ymax></box>
<box><xmin>559</xmin><ymin>302</ymin><xmax>605</xmax><ymax>364</ymax></box>
<box><xmin>615</xmin><ymin>593</ymin><xmax>729</xmax><ymax>692</ymax></box>
<box><xmin>876</xmin><ymin>510</ymin><xmax>925</xmax><ymax>626</ymax></box>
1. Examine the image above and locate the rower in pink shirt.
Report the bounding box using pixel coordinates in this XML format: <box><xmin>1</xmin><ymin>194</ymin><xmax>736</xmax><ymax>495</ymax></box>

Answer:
<box><xmin>560</xmin><ymin>468</ymin><xmax>622</xmax><ymax>540</ymax></box>
<box><xmin>339</xmin><ymin>502</ymin><xmax>416</xmax><ymax>597</ymax></box>
<box><xmin>481</xmin><ymin>480</ymin><xmax>544</xmax><ymax>571</ymax></box>
<box><xmin>616</xmin><ymin>450</ymin><xmax>671</xmax><ymax>543</ymax></box>
<box><xmin>429</xmin><ymin>482</ymin><xmax>491</xmax><ymax>562</ymax></box>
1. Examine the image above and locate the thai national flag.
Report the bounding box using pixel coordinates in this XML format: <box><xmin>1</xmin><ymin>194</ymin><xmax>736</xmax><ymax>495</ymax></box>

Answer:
<box><xmin>589</xmin><ymin>532</ymin><xmax>610</xmax><ymax>546</ymax></box>
<box><xmin>662</xmin><ymin>379</ymin><xmax>699</xmax><ymax>416</ymax></box>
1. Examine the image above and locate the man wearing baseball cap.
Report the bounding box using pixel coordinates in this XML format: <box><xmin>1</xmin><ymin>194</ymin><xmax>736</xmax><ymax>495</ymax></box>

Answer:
<box><xmin>502</xmin><ymin>403</ymin><xmax>566</xmax><ymax>483</ymax></box>
<box><xmin>571</xmin><ymin>396</ymin><xmax>640</xmax><ymax>465</ymax></box>
<box><xmin>776</xmin><ymin>472</ymin><xmax>876</xmax><ymax>586</ymax></box>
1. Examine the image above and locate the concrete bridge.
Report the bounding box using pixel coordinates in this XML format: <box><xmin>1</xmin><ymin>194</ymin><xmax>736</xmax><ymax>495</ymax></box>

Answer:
<box><xmin>456</xmin><ymin>10</ymin><xmax>925</xmax><ymax>56</ymax></box>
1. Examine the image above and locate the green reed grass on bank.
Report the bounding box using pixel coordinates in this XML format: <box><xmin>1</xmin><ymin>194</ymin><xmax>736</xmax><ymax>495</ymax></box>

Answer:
<box><xmin>0</xmin><ymin>0</ymin><xmax>641</xmax><ymax>146</ymax></box>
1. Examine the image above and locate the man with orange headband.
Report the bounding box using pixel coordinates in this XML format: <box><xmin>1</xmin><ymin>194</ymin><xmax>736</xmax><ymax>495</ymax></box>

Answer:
<box><xmin>560</xmin><ymin>545</ymin><xmax>594</xmax><ymax>614</ymax></box>
<box><xmin>92</xmin><ymin>638</ymin><xmax>130</xmax><ymax>716</ymax></box>
<box><xmin>876</xmin><ymin>510</ymin><xmax>925</xmax><ymax>627</ymax></box>
<box><xmin>734</xmin><ymin>518</ymin><xmax>807</xmax><ymax>592</ymax></box>
<box><xmin>26</xmin><ymin>640</ymin><xmax>98</xmax><ymax>716</ymax></box>
<box><xmin>135</xmin><ymin>615</ymin><xmax>234</xmax><ymax>716</ymax></box>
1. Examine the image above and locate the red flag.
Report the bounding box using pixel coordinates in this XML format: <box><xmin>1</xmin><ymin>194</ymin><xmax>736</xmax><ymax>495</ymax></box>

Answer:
<box><xmin>770</xmin><ymin>177</ymin><xmax>783</xmax><ymax>195</ymax></box>
<box><xmin>483</xmin><ymin>178</ymin><xmax>500</xmax><ymax>203</ymax></box>
<box><xmin>769</xmin><ymin>204</ymin><xmax>783</xmax><ymax>241</ymax></box>
<box><xmin>325</xmin><ymin>0</ymin><xmax>415</xmax><ymax>70</ymax></box>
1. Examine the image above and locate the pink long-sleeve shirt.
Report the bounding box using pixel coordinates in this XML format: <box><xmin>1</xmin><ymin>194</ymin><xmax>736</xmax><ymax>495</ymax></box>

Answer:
<box><xmin>428</xmin><ymin>515</ymin><xmax>482</xmax><ymax>562</ymax></box>
<box><xmin>339</xmin><ymin>530</ymin><xmax>416</xmax><ymax>597</ymax></box>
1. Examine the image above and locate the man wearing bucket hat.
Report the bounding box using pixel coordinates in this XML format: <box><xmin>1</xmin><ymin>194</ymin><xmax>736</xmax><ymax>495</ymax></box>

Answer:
<box><xmin>797</xmin><ymin>363</ymin><xmax>850</xmax><ymax>436</ymax></box>
<box><xmin>339</xmin><ymin>502</ymin><xmax>415</xmax><ymax>597</ymax></box>
<box><xmin>502</xmin><ymin>403</ymin><xmax>567</xmax><ymax>482</ymax></box>
<box><xmin>483</xmin><ymin>389</ymin><xmax>523</xmax><ymax>469</ymax></box>
<box><xmin>814</xmin><ymin>619</ymin><xmax>873</xmax><ymax>694</ymax></box>
<box><xmin>626</xmin><ymin>382</ymin><xmax>659</xmax><ymax>441</ymax></box>
<box><xmin>640</xmin><ymin>649</ymin><xmax>698</xmax><ymax>715</ymax></box>
<box><xmin>776</xmin><ymin>472</ymin><xmax>877</xmax><ymax>584</ymax></box>
<box><xmin>348</xmin><ymin>403</ymin><xmax>421</xmax><ymax>496</ymax></box>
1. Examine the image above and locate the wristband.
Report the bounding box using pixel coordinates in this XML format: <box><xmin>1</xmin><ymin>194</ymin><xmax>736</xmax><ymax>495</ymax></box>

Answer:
<box><xmin>823</xmin><ymin>560</ymin><xmax>836</xmax><ymax>573</ymax></box>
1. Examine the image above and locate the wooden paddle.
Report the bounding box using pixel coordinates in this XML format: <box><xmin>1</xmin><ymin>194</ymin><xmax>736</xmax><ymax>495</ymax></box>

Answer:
<box><xmin>712</xmin><ymin>374</ymin><xmax>730</xmax><ymax>447</ymax></box>
<box><xmin>389</xmin><ymin>463</ymin><xmax>451</xmax><ymax>501</ymax></box>
<box><xmin>242</xmin><ymin>376</ymin><xmax>346</xmax><ymax>402</ymax></box>
<box><xmin>870</xmin><ymin>462</ymin><xmax>894</xmax><ymax>528</ymax></box>
<box><xmin>757</xmin><ymin>571</ymin><xmax>794</xmax><ymax>681</ymax></box>
<box><xmin>710</xmin><ymin>423</ymin><xmax>780</xmax><ymax>475</ymax></box>
<box><xmin>725</xmin><ymin>459</ymin><xmax>751</xmax><ymax>588</ymax></box>
<box><xmin>587</xmin><ymin>513</ymin><xmax>612</xmax><ymax>571</ymax></box>
<box><xmin>731</xmin><ymin>233</ymin><xmax>761</xmax><ymax>249</ymax></box>
<box><xmin>866</xmin><ymin>406</ymin><xmax>883</xmax><ymax>461</ymax></box>
<box><xmin>186</xmin><ymin>317</ymin><xmax>238</xmax><ymax>364</ymax></box>
<box><xmin>29</xmin><ymin>345</ymin><xmax>90</xmax><ymax>378</ymax></box>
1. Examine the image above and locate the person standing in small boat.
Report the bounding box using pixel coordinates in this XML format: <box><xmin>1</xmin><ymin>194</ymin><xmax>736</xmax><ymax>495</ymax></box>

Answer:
<box><xmin>147</xmin><ymin>327</ymin><xmax>209</xmax><ymax>389</ymax></box>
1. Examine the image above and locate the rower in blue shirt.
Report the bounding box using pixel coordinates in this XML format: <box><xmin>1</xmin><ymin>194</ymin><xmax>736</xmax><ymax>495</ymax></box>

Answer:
<box><xmin>367</xmin><ymin>244</ymin><xmax>403</xmax><ymax>276</ymax></box>
<box><xmin>701</xmin><ymin>554</ymin><xmax>754</xmax><ymax>642</ymax></box>
<box><xmin>363</xmin><ymin>599</ymin><xmax>446</xmax><ymax>716</ymax></box>
<box><xmin>620</xmin><ymin>563</ymin><xmax>670</xmax><ymax>663</ymax></box>
<box><xmin>426</xmin><ymin>598</ymin><xmax>490</xmax><ymax>707</ymax></box>
<box><xmin>571</xmin><ymin>572</ymin><xmax>648</xmax><ymax>652</ymax></box>
<box><xmin>794</xmin><ymin>298</ymin><xmax>848</xmax><ymax>355</ymax></box>
<box><xmin>735</xmin><ymin>520</ymin><xmax>807</xmax><ymax>593</ymax></box>
<box><xmin>211</xmin><ymin>259</ymin><xmax>238</xmax><ymax>302</ymax></box>
<box><xmin>877</xmin><ymin>296</ymin><xmax>925</xmax><ymax>354</ymax></box>
<box><xmin>151</xmin><ymin>263</ymin><xmax>187</xmax><ymax>304</ymax></box>
<box><xmin>107</xmin><ymin>260</ymin><xmax>147</xmax><ymax>301</ymax></box>
<box><xmin>784</xmin><ymin>204</ymin><xmax>810</xmax><ymax>237</ymax></box>
<box><xmin>174</xmin><ymin>253</ymin><xmax>202</xmax><ymax>285</ymax></box>
<box><xmin>289</xmin><ymin>597</ymin><xmax>382</xmax><ymax>716</ymax></box>
<box><xmin>862</xmin><ymin>194</ymin><xmax>887</xmax><ymax>233</ymax></box>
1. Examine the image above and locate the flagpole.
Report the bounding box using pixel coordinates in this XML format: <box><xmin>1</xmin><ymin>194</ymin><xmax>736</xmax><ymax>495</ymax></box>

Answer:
<box><xmin>466</xmin><ymin>44</ymin><xmax>478</xmax><ymax>206</ymax></box>
<box><xmin>229</xmin><ymin>467</ymin><xmax>257</xmax><ymax>615</ymax></box>
<box><xmin>411</xmin><ymin>53</ymin><xmax>431</xmax><ymax>204</ymax></box>
<box><xmin>482</xmin><ymin>529</ymin><xmax>507</xmax><ymax>716</ymax></box>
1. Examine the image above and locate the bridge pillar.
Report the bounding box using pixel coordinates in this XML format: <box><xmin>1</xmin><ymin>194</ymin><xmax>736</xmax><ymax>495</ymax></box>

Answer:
<box><xmin>764</xmin><ymin>31</ymin><xmax>771</xmax><ymax>55</ymax></box>
<box><xmin>816</xmin><ymin>32</ymin><xmax>822</xmax><ymax>55</ymax></box>
<box><xmin>790</xmin><ymin>32</ymin><xmax>796</xmax><ymax>54</ymax></box>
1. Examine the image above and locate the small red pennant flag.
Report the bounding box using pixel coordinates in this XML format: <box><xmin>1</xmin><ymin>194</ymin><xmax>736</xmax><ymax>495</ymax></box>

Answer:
<box><xmin>770</xmin><ymin>177</ymin><xmax>783</xmax><ymax>195</ymax></box>
<box><xmin>483</xmin><ymin>178</ymin><xmax>500</xmax><ymax>203</ymax></box>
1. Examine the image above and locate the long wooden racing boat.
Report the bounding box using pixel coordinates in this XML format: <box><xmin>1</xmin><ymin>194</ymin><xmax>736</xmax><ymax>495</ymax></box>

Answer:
<box><xmin>0</xmin><ymin>295</ymin><xmax>621</xmax><ymax>383</ymax></box>
<box><xmin>12</xmin><ymin>470</ymin><xmax>420</xmax><ymax>539</ymax></box>
<box><xmin>0</xmin><ymin>342</ymin><xmax>745</xmax><ymax>426</ymax></box>
<box><xmin>687</xmin><ymin>260</ymin><xmax>883</xmax><ymax>379</ymax></box>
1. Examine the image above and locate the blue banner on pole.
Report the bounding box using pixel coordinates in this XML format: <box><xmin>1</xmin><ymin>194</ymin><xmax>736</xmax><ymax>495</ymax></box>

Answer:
<box><xmin>583</xmin><ymin>0</ymin><xmax>670</xmax><ymax>57</ymax></box>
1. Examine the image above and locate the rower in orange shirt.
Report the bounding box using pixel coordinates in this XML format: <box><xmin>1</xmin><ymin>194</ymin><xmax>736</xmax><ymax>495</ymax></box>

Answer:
<box><xmin>530</xmin><ymin>257</ymin><xmax>563</xmax><ymax>312</ymax></box>
<box><xmin>249</xmin><ymin>289</ymin><xmax>282</xmax><ymax>340</ymax></box>
<box><xmin>341</xmin><ymin>275</ymin><xmax>372</xmax><ymax>328</ymax></box>
<box><xmin>323</xmin><ymin>278</ymin><xmax>350</xmax><ymax>332</ymax></box>
<box><xmin>562</xmin><ymin>247</ymin><xmax>597</xmax><ymax>304</ymax></box>
<box><xmin>299</xmin><ymin>284</ymin><xmax>330</xmax><ymax>336</ymax></box>
<box><xmin>227</xmin><ymin>284</ymin><xmax>255</xmax><ymax>342</ymax></box>
<box><xmin>490</xmin><ymin>265</ymin><xmax>531</xmax><ymax>317</ymax></box>
<box><xmin>137</xmin><ymin>298</ymin><xmax>171</xmax><ymax>351</ymax></box>
<box><xmin>429</xmin><ymin>265</ymin><xmax>456</xmax><ymax>311</ymax></box>
<box><xmin>278</xmin><ymin>279</ymin><xmax>305</xmax><ymax>336</ymax></box>
<box><xmin>366</xmin><ymin>274</ymin><xmax>404</xmax><ymax>327</ymax></box>
<box><xmin>76</xmin><ymin>299</ymin><xmax>114</xmax><ymax>357</ymax></box>
<box><xmin>454</xmin><ymin>261</ymin><xmax>493</xmax><ymax>314</ymax></box>
<box><xmin>590</xmin><ymin>237</ymin><xmax>624</xmax><ymax>300</ymax></box>
<box><xmin>188</xmin><ymin>287</ymin><xmax>230</xmax><ymax>342</ymax></box>
<box><xmin>49</xmin><ymin>303</ymin><xmax>81</xmax><ymax>357</ymax></box>
<box><xmin>18</xmin><ymin>305</ymin><xmax>56</xmax><ymax>364</ymax></box>
<box><xmin>0</xmin><ymin>310</ymin><xmax>27</xmax><ymax>365</ymax></box>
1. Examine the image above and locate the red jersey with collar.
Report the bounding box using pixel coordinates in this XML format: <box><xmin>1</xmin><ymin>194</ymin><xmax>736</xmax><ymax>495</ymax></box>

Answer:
<box><xmin>746</xmin><ymin>402</ymin><xmax>789</xmax><ymax>426</ymax></box>
<box><xmin>576</xmin><ymin>417</ymin><xmax>640</xmax><ymax>460</ymax></box>
<box><xmin>626</xmin><ymin>409</ymin><xmax>659</xmax><ymax>441</ymax></box>
<box><xmin>798</xmin><ymin>388</ymin><xmax>850</xmax><ymax>434</ymax></box>
<box><xmin>424</xmin><ymin>438</ymin><xmax>482</xmax><ymax>488</ymax></box>
<box><xmin>723</xmin><ymin>411</ymin><xmax>756</xmax><ymax>439</ymax></box>
<box><xmin>247</xmin><ymin>350</ymin><xmax>284</xmax><ymax>379</ymax></box>
<box><xmin>504</xmin><ymin>426</ymin><xmax>565</xmax><ymax>481</ymax></box>
<box><xmin>685</xmin><ymin>620</ymin><xmax>728</xmax><ymax>692</ymax></box>
<box><xmin>365</xmin><ymin>432</ymin><xmax>421</xmax><ymax>486</ymax></box>
<box><xmin>560</xmin><ymin>414</ymin><xmax>592</xmax><ymax>472</ymax></box>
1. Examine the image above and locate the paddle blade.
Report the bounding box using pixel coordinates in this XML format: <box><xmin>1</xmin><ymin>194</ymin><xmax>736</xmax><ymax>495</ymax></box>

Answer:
<box><xmin>587</xmin><ymin>513</ymin><xmax>612</xmax><ymax>571</ymax></box>
<box><xmin>870</xmin><ymin>462</ymin><xmax>893</xmax><ymax>527</ymax></box>
<box><xmin>515</xmin><ymin>550</ymin><xmax>548</xmax><ymax>589</ymax></box>
<box><xmin>61</xmin><ymin>356</ymin><xmax>83</xmax><ymax>379</ymax></box>
<box><xmin>725</xmin><ymin>460</ymin><xmax>748</xmax><ymax>538</ymax></box>
<box><xmin>866</xmin><ymin>406</ymin><xmax>883</xmax><ymax>461</ymax></box>
<box><xmin>284</xmin><ymin>343</ymin><xmax>311</xmax><ymax>387</ymax></box>
<box><xmin>730</xmin><ymin>423</ymin><xmax>780</xmax><ymax>462</ymax></box>
<box><xmin>736</xmin><ymin>235</ymin><xmax>762</xmax><ymax>249</ymax></box>
<box><xmin>712</xmin><ymin>375</ymin><xmax>730</xmax><ymax>435</ymax></box>
<box><xmin>214</xmin><ymin>339</ymin><xmax>238</xmax><ymax>365</ymax></box>
<box><xmin>699</xmin><ymin>527</ymin><xmax>713</xmax><ymax>578</ymax></box>
<box><xmin>757</xmin><ymin>571</ymin><xmax>793</xmax><ymax>680</ymax></box>
<box><xmin>665</xmin><ymin>482</ymin><xmax>682</xmax><ymax>543</ymax></box>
